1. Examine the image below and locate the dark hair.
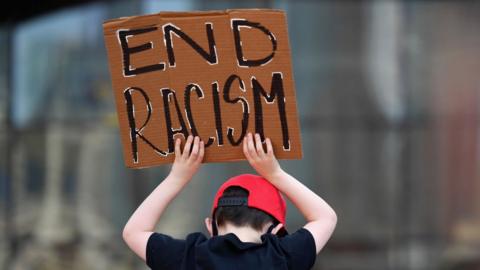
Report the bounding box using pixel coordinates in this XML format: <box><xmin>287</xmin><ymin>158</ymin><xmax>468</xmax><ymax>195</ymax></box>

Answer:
<box><xmin>214</xmin><ymin>186</ymin><xmax>275</xmax><ymax>231</ymax></box>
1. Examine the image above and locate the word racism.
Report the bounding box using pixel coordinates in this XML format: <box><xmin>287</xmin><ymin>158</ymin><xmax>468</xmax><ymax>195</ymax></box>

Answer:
<box><xmin>103</xmin><ymin>9</ymin><xmax>302</xmax><ymax>168</ymax></box>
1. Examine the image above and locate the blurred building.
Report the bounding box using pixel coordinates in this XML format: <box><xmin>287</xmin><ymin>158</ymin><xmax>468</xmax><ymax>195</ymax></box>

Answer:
<box><xmin>0</xmin><ymin>1</ymin><xmax>479</xmax><ymax>269</ymax></box>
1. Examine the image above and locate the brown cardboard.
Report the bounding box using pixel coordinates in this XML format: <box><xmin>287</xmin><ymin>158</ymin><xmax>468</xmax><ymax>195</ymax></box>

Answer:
<box><xmin>103</xmin><ymin>9</ymin><xmax>302</xmax><ymax>168</ymax></box>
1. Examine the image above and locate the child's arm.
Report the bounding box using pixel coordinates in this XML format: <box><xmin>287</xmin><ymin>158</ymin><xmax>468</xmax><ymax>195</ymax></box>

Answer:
<box><xmin>122</xmin><ymin>135</ymin><xmax>204</xmax><ymax>261</ymax></box>
<box><xmin>243</xmin><ymin>133</ymin><xmax>337</xmax><ymax>254</ymax></box>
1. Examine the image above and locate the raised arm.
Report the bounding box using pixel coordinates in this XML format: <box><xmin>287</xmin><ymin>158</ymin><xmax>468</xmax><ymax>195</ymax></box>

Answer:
<box><xmin>122</xmin><ymin>135</ymin><xmax>204</xmax><ymax>260</ymax></box>
<box><xmin>243</xmin><ymin>133</ymin><xmax>337</xmax><ymax>253</ymax></box>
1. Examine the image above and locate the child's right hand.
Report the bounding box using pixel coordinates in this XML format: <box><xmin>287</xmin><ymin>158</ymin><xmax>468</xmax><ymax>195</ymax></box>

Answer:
<box><xmin>243</xmin><ymin>132</ymin><xmax>284</xmax><ymax>182</ymax></box>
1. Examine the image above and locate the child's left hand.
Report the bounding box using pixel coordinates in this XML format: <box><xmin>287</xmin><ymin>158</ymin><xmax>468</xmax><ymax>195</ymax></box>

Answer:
<box><xmin>122</xmin><ymin>135</ymin><xmax>204</xmax><ymax>261</ymax></box>
<box><xmin>169</xmin><ymin>135</ymin><xmax>204</xmax><ymax>182</ymax></box>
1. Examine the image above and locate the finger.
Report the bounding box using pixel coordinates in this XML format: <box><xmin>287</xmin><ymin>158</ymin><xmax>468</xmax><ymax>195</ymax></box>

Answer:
<box><xmin>174</xmin><ymin>138</ymin><xmax>181</xmax><ymax>158</ymax></box>
<box><xmin>266</xmin><ymin>138</ymin><xmax>274</xmax><ymax>156</ymax></box>
<box><xmin>255</xmin><ymin>133</ymin><xmax>265</xmax><ymax>156</ymax></box>
<box><xmin>196</xmin><ymin>140</ymin><xmax>205</xmax><ymax>163</ymax></box>
<box><xmin>247</xmin><ymin>133</ymin><xmax>258</xmax><ymax>159</ymax></box>
<box><xmin>182</xmin><ymin>135</ymin><xmax>194</xmax><ymax>158</ymax></box>
<box><xmin>190</xmin><ymin>136</ymin><xmax>200</xmax><ymax>160</ymax></box>
<box><xmin>243</xmin><ymin>136</ymin><xmax>252</xmax><ymax>160</ymax></box>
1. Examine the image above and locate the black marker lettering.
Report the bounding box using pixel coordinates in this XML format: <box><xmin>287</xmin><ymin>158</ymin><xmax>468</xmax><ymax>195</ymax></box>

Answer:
<box><xmin>223</xmin><ymin>75</ymin><xmax>249</xmax><ymax>146</ymax></box>
<box><xmin>161</xmin><ymin>88</ymin><xmax>189</xmax><ymax>153</ymax></box>
<box><xmin>163</xmin><ymin>23</ymin><xmax>217</xmax><ymax>67</ymax></box>
<box><xmin>118</xmin><ymin>27</ymin><xmax>165</xmax><ymax>76</ymax></box>
<box><xmin>252</xmin><ymin>72</ymin><xmax>290</xmax><ymax>150</ymax></box>
<box><xmin>124</xmin><ymin>87</ymin><xmax>167</xmax><ymax>163</ymax></box>
<box><xmin>184</xmin><ymin>84</ymin><xmax>215</xmax><ymax>147</ymax></box>
<box><xmin>212</xmin><ymin>82</ymin><xmax>224</xmax><ymax>146</ymax></box>
<box><xmin>232</xmin><ymin>20</ymin><xmax>277</xmax><ymax>67</ymax></box>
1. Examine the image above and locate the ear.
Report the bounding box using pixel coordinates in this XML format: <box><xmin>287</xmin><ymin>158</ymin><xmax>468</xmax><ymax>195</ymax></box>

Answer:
<box><xmin>271</xmin><ymin>223</ymin><xmax>284</xmax><ymax>235</ymax></box>
<box><xmin>205</xmin><ymin>217</ymin><xmax>213</xmax><ymax>237</ymax></box>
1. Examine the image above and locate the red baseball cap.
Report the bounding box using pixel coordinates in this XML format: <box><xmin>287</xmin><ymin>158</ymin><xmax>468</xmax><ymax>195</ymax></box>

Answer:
<box><xmin>211</xmin><ymin>174</ymin><xmax>287</xmax><ymax>236</ymax></box>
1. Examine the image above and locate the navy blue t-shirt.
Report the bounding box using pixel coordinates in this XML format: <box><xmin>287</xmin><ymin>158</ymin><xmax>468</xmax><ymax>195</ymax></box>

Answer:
<box><xmin>146</xmin><ymin>228</ymin><xmax>316</xmax><ymax>270</ymax></box>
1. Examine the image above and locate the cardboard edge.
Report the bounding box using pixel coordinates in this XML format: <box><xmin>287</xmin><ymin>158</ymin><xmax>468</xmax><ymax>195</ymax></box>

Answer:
<box><xmin>280</xmin><ymin>11</ymin><xmax>303</xmax><ymax>161</ymax></box>
<box><xmin>103</xmin><ymin>8</ymin><xmax>286</xmax><ymax>30</ymax></box>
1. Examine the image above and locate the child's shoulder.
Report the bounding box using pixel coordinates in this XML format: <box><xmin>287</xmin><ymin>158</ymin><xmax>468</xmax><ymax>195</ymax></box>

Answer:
<box><xmin>147</xmin><ymin>229</ymin><xmax>316</xmax><ymax>269</ymax></box>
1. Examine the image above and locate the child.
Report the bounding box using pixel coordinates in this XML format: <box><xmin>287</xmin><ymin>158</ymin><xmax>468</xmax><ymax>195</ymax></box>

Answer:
<box><xmin>123</xmin><ymin>133</ymin><xmax>337</xmax><ymax>269</ymax></box>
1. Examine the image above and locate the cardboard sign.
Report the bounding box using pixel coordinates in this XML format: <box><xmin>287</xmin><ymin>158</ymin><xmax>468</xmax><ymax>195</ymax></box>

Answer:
<box><xmin>103</xmin><ymin>9</ymin><xmax>302</xmax><ymax>168</ymax></box>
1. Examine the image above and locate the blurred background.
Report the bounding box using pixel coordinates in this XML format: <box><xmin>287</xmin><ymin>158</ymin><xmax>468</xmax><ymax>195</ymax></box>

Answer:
<box><xmin>1</xmin><ymin>0</ymin><xmax>480</xmax><ymax>269</ymax></box>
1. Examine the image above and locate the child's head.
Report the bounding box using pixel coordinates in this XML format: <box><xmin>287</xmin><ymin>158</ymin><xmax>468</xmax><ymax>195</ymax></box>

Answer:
<box><xmin>206</xmin><ymin>174</ymin><xmax>287</xmax><ymax>237</ymax></box>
